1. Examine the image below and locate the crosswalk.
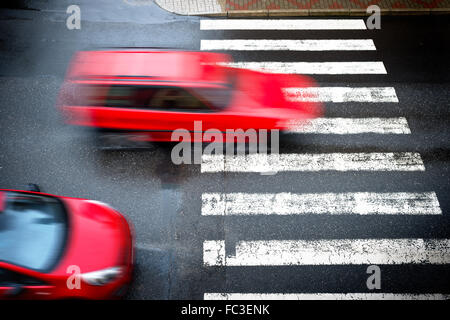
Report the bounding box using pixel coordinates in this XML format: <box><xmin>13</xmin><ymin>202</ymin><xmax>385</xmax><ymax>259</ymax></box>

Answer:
<box><xmin>283</xmin><ymin>87</ymin><xmax>399</xmax><ymax>103</ymax></box>
<box><xmin>201</xmin><ymin>39</ymin><xmax>377</xmax><ymax>51</ymax></box>
<box><xmin>219</xmin><ymin>61</ymin><xmax>388</xmax><ymax>74</ymax></box>
<box><xmin>204</xmin><ymin>293</ymin><xmax>450</xmax><ymax>300</ymax></box>
<box><xmin>200</xmin><ymin>19</ymin><xmax>368</xmax><ymax>30</ymax></box>
<box><xmin>203</xmin><ymin>239</ymin><xmax>450</xmax><ymax>266</ymax></box>
<box><xmin>286</xmin><ymin>118</ymin><xmax>410</xmax><ymax>134</ymax></box>
<box><xmin>198</xmin><ymin>18</ymin><xmax>448</xmax><ymax>300</ymax></box>
<box><xmin>201</xmin><ymin>153</ymin><xmax>425</xmax><ymax>172</ymax></box>
<box><xmin>201</xmin><ymin>192</ymin><xmax>442</xmax><ymax>216</ymax></box>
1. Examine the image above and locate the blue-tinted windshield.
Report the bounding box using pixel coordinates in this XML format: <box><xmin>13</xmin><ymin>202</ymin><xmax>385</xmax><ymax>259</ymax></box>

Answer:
<box><xmin>0</xmin><ymin>191</ymin><xmax>68</xmax><ymax>272</ymax></box>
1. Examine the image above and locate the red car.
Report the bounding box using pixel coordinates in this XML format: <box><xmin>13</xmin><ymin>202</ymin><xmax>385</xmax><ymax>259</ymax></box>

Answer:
<box><xmin>58</xmin><ymin>49</ymin><xmax>322</xmax><ymax>147</ymax></box>
<box><xmin>0</xmin><ymin>187</ymin><xmax>134</xmax><ymax>299</ymax></box>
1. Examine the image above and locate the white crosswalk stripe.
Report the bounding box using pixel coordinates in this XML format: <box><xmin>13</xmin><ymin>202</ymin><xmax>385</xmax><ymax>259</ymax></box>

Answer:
<box><xmin>201</xmin><ymin>153</ymin><xmax>425</xmax><ymax>173</ymax></box>
<box><xmin>201</xmin><ymin>39</ymin><xmax>376</xmax><ymax>51</ymax></box>
<box><xmin>204</xmin><ymin>293</ymin><xmax>450</xmax><ymax>300</ymax></box>
<box><xmin>220</xmin><ymin>61</ymin><xmax>387</xmax><ymax>74</ymax></box>
<box><xmin>283</xmin><ymin>87</ymin><xmax>399</xmax><ymax>103</ymax></box>
<box><xmin>203</xmin><ymin>239</ymin><xmax>450</xmax><ymax>266</ymax></box>
<box><xmin>201</xmin><ymin>192</ymin><xmax>441</xmax><ymax>216</ymax></box>
<box><xmin>287</xmin><ymin>118</ymin><xmax>411</xmax><ymax>134</ymax></box>
<box><xmin>200</xmin><ymin>19</ymin><xmax>368</xmax><ymax>30</ymax></box>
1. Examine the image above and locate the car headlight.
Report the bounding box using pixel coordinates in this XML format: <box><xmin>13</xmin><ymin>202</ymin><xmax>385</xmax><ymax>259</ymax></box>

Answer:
<box><xmin>86</xmin><ymin>200</ymin><xmax>114</xmax><ymax>210</ymax></box>
<box><xmin>81</xmin><ymin>267</ymin><xmax>123</xmax><ymax>286</ymax></box>
<box><xmin>85</xmin><ymin>200</ymin><xmax>123</xmax><ymax>217</ymax></box>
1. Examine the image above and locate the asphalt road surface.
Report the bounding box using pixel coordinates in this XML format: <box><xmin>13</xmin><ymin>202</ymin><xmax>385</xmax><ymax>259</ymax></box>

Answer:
<box><xmin>0</xmin><ymin>0</ymin><xmax>449</xmax><ymax>299</ymax></box>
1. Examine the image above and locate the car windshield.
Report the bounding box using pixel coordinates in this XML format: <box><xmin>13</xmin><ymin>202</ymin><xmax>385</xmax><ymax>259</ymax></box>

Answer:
<box><xmin>0</xmin><ymin>191</ymin><xmax>68</xmax><ymax>272</ymax></box>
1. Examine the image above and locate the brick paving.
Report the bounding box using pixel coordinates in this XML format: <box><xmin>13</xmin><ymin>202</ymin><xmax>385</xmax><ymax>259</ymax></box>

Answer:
<box><xmin>154</xmin><ymin>0</ymin><xmax>450</xmax><ymax>15</ymax></box>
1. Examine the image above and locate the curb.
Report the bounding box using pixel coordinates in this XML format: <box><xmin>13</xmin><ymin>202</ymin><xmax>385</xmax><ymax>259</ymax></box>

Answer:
<box><xmin>210</xmin><ymin>8</ymin><xmax>450</xmax><ymax>17</ymax></box>
<box><xmin>152</xmin><ymin>1</ymin><xmax>450</xmax><ymax>17</ymax></box>
<box><xmin>431</xmin><ymin>7</ymin><xmax>450</xmax><ymax>14</ymax></box>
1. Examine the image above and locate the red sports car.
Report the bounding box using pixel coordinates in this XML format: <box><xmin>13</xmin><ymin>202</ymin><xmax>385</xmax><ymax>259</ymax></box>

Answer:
<box><xmin>0</xmin><ymin>187</ymin><xmax>134</xmax><ymax>299</ymax></box>
<box><xmin>58</xmin><ymin>49</ymin><xmax>322</xmax><ymax>147</ymax></box>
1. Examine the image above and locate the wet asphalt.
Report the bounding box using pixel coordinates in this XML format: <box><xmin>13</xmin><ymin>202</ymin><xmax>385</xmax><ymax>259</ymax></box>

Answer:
<box><xmin>0</xmin><ymin>0</ymin><xmax>449</xmax><ymax>299</ymax></box>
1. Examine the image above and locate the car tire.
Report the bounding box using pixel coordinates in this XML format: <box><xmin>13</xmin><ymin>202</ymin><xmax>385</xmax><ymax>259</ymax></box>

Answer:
<box><xmin>95</xmin><ymin>129</ymin><xmax>155</xmax><ymax>151</ymax></box>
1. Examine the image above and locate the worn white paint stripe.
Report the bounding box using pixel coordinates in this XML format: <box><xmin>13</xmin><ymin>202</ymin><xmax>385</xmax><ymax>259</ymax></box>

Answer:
<box><xmin>287</xmin><ymin>118</ymin><xmax>410</xmax><ymax>134</ymax></box>
<box><xmin>201</xmin><ymin>192</ymin><xmax>441</xmax><ymax>216</ymax></box>
<box><xmin>200</xmin><ymin>19</ymin><xmax>367</xmax><ymax>30</ymax></box>
<box><xmin>201</xmin><ymin>39</ymin><xmax>376</xmax><ymax>51</ymax></box>
<box><xmin>204</xmin><ymin>293</ymin><xmax>450</xmax><ymax>300</ymax></box>
<box><xmin>284</xmin><ymin>87</ymin><xmax>398</xmax><ymax>103</ymax></box>
<box><xmin>200</xmin><ymin>153</ymin><xmax>425</xmax><ymax>173</ymax></box>
<box><xmin>203</xmin><ymin>239</ymin><xmax>450</xmax><ymax>266</ymax></box>
<box><xmin>220</xmin><ymin>62</ymin><xmax>387</xmax><ymax>74</ymax></box>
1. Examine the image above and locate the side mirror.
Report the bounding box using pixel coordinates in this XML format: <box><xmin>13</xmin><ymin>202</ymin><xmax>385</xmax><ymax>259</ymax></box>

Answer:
<box><xmin>6</xmin><ymin>283</ymin><xmax>24</xmax><ymax>297</ymax></box>
<box><xmin>26</xmin><ymin>184</ymin><xmax>41</xmax><ymax>192</ymax></box>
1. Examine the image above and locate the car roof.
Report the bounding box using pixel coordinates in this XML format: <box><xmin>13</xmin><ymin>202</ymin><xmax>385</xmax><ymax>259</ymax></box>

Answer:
<box><xmin>66</xmin><ymin>49</ymin><xmax>232</xmax><ymax>84</ymax></box>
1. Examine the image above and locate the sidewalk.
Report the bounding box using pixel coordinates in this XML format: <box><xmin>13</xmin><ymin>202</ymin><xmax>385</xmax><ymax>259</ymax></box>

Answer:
<box><xmin>153</xmin><ymin>0</ymin><xmax>450</xmax><ymax>16</ymax></box>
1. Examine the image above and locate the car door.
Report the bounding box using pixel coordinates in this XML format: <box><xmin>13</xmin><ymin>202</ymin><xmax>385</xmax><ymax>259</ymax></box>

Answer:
<box><xmin>84</xmin><ymin>83</ymin><xmax>261</xmax><ymax>142</ymax></box>
<box><xmin>146</xmin><ymin>86</ymin><xmax>226</xmax><ymax>141</ymax></box>
<box><xmin>82</xmin><ymin>84</ymin><xmax>220</xmax><ymax>140</ymax></box>
<box><xmin>149</xmin><ymin>85</ymin><xmax>275</xmax><ymax>143</ymax></box>
<box><xmin>103</xmin><ymin>84</ymin><xmax>230</xmax><ymax>141</ymax></box>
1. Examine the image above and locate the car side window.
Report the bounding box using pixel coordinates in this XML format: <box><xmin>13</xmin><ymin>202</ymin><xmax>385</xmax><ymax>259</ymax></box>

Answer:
<box><xmin>148</xmin><ymin>87</ymin><xmax>214</xmax><ymax>112</ymax></box>
<box><xmin>97</xmin><ymin>85</ymin><xmax>216</xmax><ymax>112</ymax></box>
<box><xmin>106</xmin><ymin>85</ymin><xmax>141</xmax><ymax>108</ymax></box>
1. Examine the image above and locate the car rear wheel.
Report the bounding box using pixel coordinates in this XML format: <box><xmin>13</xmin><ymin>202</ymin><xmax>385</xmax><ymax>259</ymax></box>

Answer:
<box><xmin>95</xmin><ymin>130</ymin><xmax>154</xmax><ymax>151</ymax></box>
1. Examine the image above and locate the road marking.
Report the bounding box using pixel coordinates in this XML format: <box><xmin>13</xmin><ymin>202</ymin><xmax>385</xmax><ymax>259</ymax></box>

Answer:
<box><xmin>135</xmin><ymin>243</ymin><xmax>167</xmax><ymax>252</ymax></box>
<box><xmin>220</xmin><ymin>61</ymin><xmax>387</xmax><ymax>74</ymax></box>
<box><xmin>286</xmin><ymin>118</ymin><xmax>410</xmax><ymax>134</ymax></box>
<box><xmin>204</xmin><ymin>293</ymin><xmax>450</xmax><ymax>300</ymax></box>
<box><xmin>203</xmin><ymin>239</ymin><xmax>450</xmax><ymax>266</ymax></box>
<box><xmin>200</xmin><ymin>19</ymin><xmax>367</xmax><ymax>30</ymax></box>
<box><xmin>200</xmin><ymin>153</ymin><xmax>425</xmax><ymax>173</ymax></box>
<box><xmin>201</xmin><ymin>39</ymin><xmax>376</xmax><ymax>51</ymax></box>
<box><xmin>284</xmin><ymin>87</ymin><xmax>398</xmax><ymax>103</ymax></box>
<box><xmin>201</xmin><ymin>192</ymin><xmax>441</xmax><ymax>216</ymax></box>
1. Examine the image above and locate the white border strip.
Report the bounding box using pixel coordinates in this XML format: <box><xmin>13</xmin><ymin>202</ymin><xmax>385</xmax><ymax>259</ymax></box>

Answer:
<box><xmin>201</xmin><ymin>192</ymin><xmax>441</xmax><ymax>216</ymax></box>
<box><xmin>221</xmin><ymin>61</ymin><xmax>387</xmax><ymax>74</ymax></box>
<box><xmin>201</xmin><ymin>39</ymin><xmax>376</xmax><ymax>51</ymax></box>
<box><xmin>284</xmin><ymin>87</ymin><xmax>398</xmax><ymax>103</ymax></box>
<box><xmin>200</xmin><ymin>19</ymin><xmax>367</xmax><ymax>30</ymax></box>
<box><xmin>204</xmin><ymin>293</ymin><xmax>450</xmax><ymax>300</ymax></box>
<box><xmin>200</xmin><ymin>153</ymin><xmax>425</xmax><ymax>173</ymax></box>
<box><xmin>203</xmin><ymin>239</ymin><xmax>450</xmax><ymax>266</ymax></box>
<box><xmin>287</xmin><ymin>118</ymin><xmax>410</xmax><ymax>134</ymax></box>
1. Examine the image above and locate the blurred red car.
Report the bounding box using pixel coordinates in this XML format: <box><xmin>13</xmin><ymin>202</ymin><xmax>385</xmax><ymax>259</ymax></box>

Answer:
<box><xmin>58</xmin><ymin>49</ymin><xmax>322</xmax><ymax>147</ymax></box>
<box><xmin>0</xmin><ymin>187</ymin><xmax>134</xmax><ymax>300</ymax></box>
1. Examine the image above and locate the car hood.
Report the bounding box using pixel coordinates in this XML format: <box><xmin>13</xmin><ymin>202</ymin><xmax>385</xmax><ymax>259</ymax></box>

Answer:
<box><xmin>234</xmin><ymin>68</ymin><xmax>323</xmax><ymax>119</ymax></box>
<box><xmin>52</xmin><ymin>198</ymin><xmax>125</xmax><ymax>275</ymax></box>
